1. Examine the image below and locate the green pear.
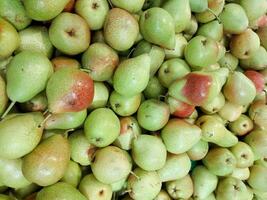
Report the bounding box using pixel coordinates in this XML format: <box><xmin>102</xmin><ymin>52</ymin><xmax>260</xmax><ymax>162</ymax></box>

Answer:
<box><xmin>154</xmin><ymin>190</ymin><xmax>171</xmax><ymax>200</ymax></box>
<box><xmin>230</xmin><ymin>142</ymin><xmax>254</xmax><ymax>168</ymax></box>
<box><xmin>132</xmin><ymin>40</ymin><xmax>165</xmax><ymax>77</ymax></box>
<box><xmin>89</xmin><ymin>82</ymin><xmax>109</xmax><ymax>110</ymax></box>
<box><xmin>22</xmin><ymin>134</ymin><xmax>70</xmax><ymax>186</ymax></box>
<box><xmin>0</xmin><ymin>112</ymin><xmax>43</xmax><ymax>159</ymax></box>
<box><xmin>248</xmin><ymin>100</ymin><xmax>267</xmax><ymax>130</ymax></box>
<box><xmin>113</xmin><ymin>54</ymin><xmax>150</xmax><ymax>97</ymax></box>
<box><xmin>0</xmin><ymin>157</ymin><xmax>31</xmax><ymax>189</ymax></box>
<box><xmin>192</xmin><ymin>165</ymin><xmax>218</xmax><ymax>200</ymax></box>
<box><xmin>139</xmin><ymin>7</ymin><xmax>176</xmax><ymax>49</ymax></box>
<box><xmin>201</xmin><ymin>92</ymin><xmax>225</xmax><ymax>114</ymax></box>
<box><xmin>79</xmin><ymin>174</ymin><xmax>112</xmax><ymax>200</ymax></box>
<box><xmin>111</xmin><ymin>177</ymin><xmax>127</xmax><ymax>192</ymax></box>
<box><xmin>0</xmin><ymin>75</ymin><xmax>8</xmax><ymax>115</ymax></box>
<box><xmin>91</xmin><ymin>146</ymin><xmax>132</xmax><ymax>184</ymax></box>
<box><xmin>23</xmin><ymin>0</ymin><xmax>69</xmax><ymax>21</ymax></box>
<box><xmin>157</xmin><ymin>153</ymin><xmax>191</xmax><ymax>182</ymax></box>
<box><xmin>189</xmin><ymin>0</ymin><xmax>208</xmax><ymax>13</ymax></box>
<box><xmin>187</xmin><ymin>140</ymin><xmax>209</xmax><ymax>161</ymax></box>
<box><xmin>219</xmin><ymin>3</ymin><xmax>249</xmax><ymax>34</ymax></box>
<box><xmin>229</xmin><ymin>114</ymin><xmax>253</xmax><ymax>136</ymax></box>
<box><xmin>240</xmin><ymin>46</ymin><xmax>267</xmax><ymax>70</ymax></box>
<box><xmin>127</xmin><ymin>168</ymin><xmax>161</xmax><ymax>200</ymax></box>
<box><xmin>239</xmin><ymin>0</ymin><xmax>267</xmax><ymax>22</ymax></box>
<box><xmin>113</xmin><ymin>116</ymin><xmax>141</xmax><ymax>150</ymax></box>
<box><xmin>36</xmin><ymin>182</ymin><xmax>87</xmax><ymax>200</ymax></box>
<box><xmin>75</xmin><ymin>0</ymin><xmax>109</xmax><ymax>30</ymax></box>
<box><xmin>219</xmin><ymin>52</ymin><xmax>239</xmax><ymax>71</ymax></box>
<box><xmin>166</xmin><ymin>175</ymin><xmax>193</xmax><ymax>199</ymax></box>
<box><xmin>143</xmin><ymin>76</ymin><xmax>166</xmax><ymax>99</ymax></box>
<box><xmin>197</xmin><ymin>20</ymin><xmax>223</xmax><ymax>41</ymax></box>
<box><xmin>69</xmin><ymin>130</ymin><xmax>97</xmax><ymax>166</ymax></box>
<box><xmin>6</xmin><ymin>51</ymin><xmax>53</xmax><ymax>103</ymax></box>
<box><xmin>111</xmin><ymin>0</ymin><xmax>145</xmax><ymax>13</ymax></box>
<box><xmin>19</xmin><ymin>92</ymin><xmax>48</xmax><ymax>112</ymax></box>
<box><xmin>203</xmin><ymin>147</ymin><xmax>236</xmax><ymax>176</ymax></box>
<box><xmin>84</xmin><ymin>108</ymin><xmax>120</xmax><ymax>147</ymax></box>
<box><xmin>61</xmin><ymin>160</ymin><xmax>82</xmax><ymax>187</ymax></box>
<box><xmin>51</xmin><ymin>56</ymin><xmax>80</xmax><ymax>71</ymax></box>
<box><xmin>248</xmin><ymin>165</ymin><xmax>267</xmax><ymax>191</ymax></box>
<box><xmin>183</xmin><ymin>15</ymin><xmax>198</xmax><ymax>40</ymax></box>
<box><xmin>132</xmin><ymin>134</ymin><xmax>167</xmax><ymax>171</ymax></box>
<box><xmin>218</xmin><ymin>101</ymin><xmax>243</xmax><ymax>122</ymax></box>
<box><xmin>164</xmin><ymin>34</ymin><xmax>188</xmax><ymax>59</ymax></box>
<box><xmin>110</xmin><ymin>91</ymin><xmax>141</xmax><ymax>116</ymax></box>
<box><xmin>46</xmin><ymin>68</ymin><xmax>94</xmax><ymax>113</ymax></box>
<box><xmin>161</xmin><ymin>119</ymin><xmax>201</xmax><ymax>154</ymax></box>
<box><xmin>49</xmin><ymin>12</ymin><xmax>90</xmax><ymax>55</ymax></box>
<box><xmin>158</xmin><ymin>58</ymin><xmax>190</xmax><ymax>88</ymax></box>
<box><xmin>0</xmin><ymin>0</ymin><xmax>31</xmax><ymax>30</ymax></box>
<box><xmin>104</xmin><ymin>8</ymin><xmax>139</xmax><ymax>51</ymax></box>
<box><xmin>230</xmin><ymin>167</ymin><xmax>250</xmax><ymax>181</ymax></box>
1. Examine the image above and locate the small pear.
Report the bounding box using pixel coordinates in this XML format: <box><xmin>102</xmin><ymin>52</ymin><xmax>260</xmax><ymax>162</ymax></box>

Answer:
<box><xmin>230</xmin><ymin>167</ymin><xmax>250</xmax><ymax>181</ymax></box>
<box><xmin>248</xmin><ymin>165</ymin><xmax>267</xmax><ymax>192</ymax></box>
<box><xmin>218</xmin><ymin>52</ymin><xmax>239</xmax><ymax>71</ymax></box>
<box><xmin>166</xmin><ymin>175</ymin><xmax>193</xmax><ymax>199</ymax></box>
<box><xmin>201</xmin><ymin>92</ymin><xmax>225</xmax><ymax>114</ymax></box>
<box><xmin>248</xmin><ymin>100</ymin><xmax>267</xmax><ymax>130</ymax></box>
<box><xmin>79</xmin><ymin>174</ymin><xmax>112</xmax><ymax>200</ymax></box>
<box><xmin>218</xmin><ymin>101</ymin><xmax>243</xmax><ymax>122</ymax></box>
<box><xmin>184</xmin><ymin>15</ymin><xmax>198</xmax><ymax>40</ymax></box>
<box><xmin>61</xmin><ymin>160</ymin><xmax>82</xmax><ymax>187</ymax></box>
<box><xmin>230</xmin><ymin>142</ymin><xmax>254</xmax><ymax>168</ymax></box>
<box><xmin>189</xmin><ymin>0</ymin><xmax>208</xmax><ymax>13</ymax></box>
<box><xmin>154</xmin><ymin>190</ymin><xmax>171</xmax><ymax>200</ymax></box>
<box><xmin>111</xmin><ymin>177</ymin><xmax>127</xmax><ymax>192</ymax></box>
<box><xmin>164</xmin><ymin>34</ymin><xmax>188</xmax><ymax>59</ymax></box>
<box><xmin>89</xmin><ymin>82</ymin><xmax>109</xmax><ymax>110</ymax></box>
<box><xmin>187</xmin><ymin>140</ymin><xmax>209</xmax><ymax>161</ymax></box>
<box><xmin>22</xmin><ymin>134</ymin><xmax>70</xmax><ymax>186</ymax></box>
<box><xmin>229</xmin><ymin>114</ymin><xmax>253</xmax><ymax>136</ymax></box>
<box><xmin>240</xmin><ymin>46</ymin><xmax>267</xmax><ymax>70</ymax></box>
<box><xmin>111</xmin><ymin>0</ymin><xmax>145</xmax><ymax>13</ymax></box>
<box><xmin>143</xmin><ymin>76</ymin><xmax>166</xmax><ymax>99</ymax></box>
<box><xmin>0</xmin><ymin>75</ymin><xmax>8</xmax><ymax>115</ymax></box>
<box><xmin>197</xmin><ymin>20</ymin><xmax>223</xmax><ymax>41</ymax></box>
<box><xmin>19</xmin><ymin>92</ymin><xmax>48</xmax><ymax>112</ymax></box>
<box><xmin>91</xmin><ymin>146</ymin><xmax>132</xmax><ymax>184</ymax></box>
<box><xmin>51</xmin><ymin>56</ymin><xmax>80</xmax><ymax>71</ymax></box>
<box><xmin>113</xmin><ymin>54</ymin><xmax>150</xmax><ymax>97</ymax></box>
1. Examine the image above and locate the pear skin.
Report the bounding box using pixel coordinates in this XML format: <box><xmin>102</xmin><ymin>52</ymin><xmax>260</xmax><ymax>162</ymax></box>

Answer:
<box><xmin>166</xmin><ymin>175</ymin><xmax>193</xmax><ymax>199</ymax></box>
<box><xmin>61</xmin><ymin>160</ymin><xmax>82</xmax><ymax>187</ymax></box>
<box><xmin>0</xmin><ymin>75</ymin><xmax>8</xmax><ymax>115</ymax></box>
<box><xmin>187</xmin><ymin>140</ymin><xmax>209</xmax><ymax>161</ymax></box>
<box><xmin>51</xmin><ymin>56</ymin><xmax>80</xmax><ymax>71</ymax></box>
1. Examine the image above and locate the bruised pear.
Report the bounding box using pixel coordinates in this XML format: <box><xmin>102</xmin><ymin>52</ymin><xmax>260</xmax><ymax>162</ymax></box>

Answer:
<box><xmin>46</xmin><ymin>67</ymin><xmax>94</xmax><ymax>113</ymax></box>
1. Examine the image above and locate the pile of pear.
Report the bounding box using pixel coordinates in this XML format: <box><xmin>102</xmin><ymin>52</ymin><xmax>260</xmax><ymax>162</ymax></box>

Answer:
<box><xmin>1</xmin><ymin>0</ymin><xmax>267</xmax><ymax>200</ymax></box>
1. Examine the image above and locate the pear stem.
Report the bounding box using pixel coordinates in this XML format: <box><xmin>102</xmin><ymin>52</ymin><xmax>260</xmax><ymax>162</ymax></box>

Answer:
<box><xmin>120</xmin><ymin>189</ymin><xmax>132</xmax><ymax>195</ymax></box>
<box><xmin>207</xmin><ymin>8</ymin><xmax>221</xmax><ymax>23</ymax></box>
<box><xmin>80</xmin><ymin>68</ymin><xmax>92</xmax><ymax>73</ymax></box>
<box><xmin>1</xmin><ymin>101</ymin><xmax>16</xmax><ymax>119</ymax></box>
<box><xmin>127</xmin><ymin>48</ymin><xmax>136</xmax><ymax>58</ymax></box>
<box><xmin>38</xmin><ymin>113</ymin><xmax>52</xmax><ymax>128</ymax></box>
<box><xmin>43</xmin><ymin>109</ymin><xmax>49</xmax><ymax>115</ymax></box>
<box><xmin>63</xmin><ymin>129</ymin><xmax>75</xmax><ymax>138</ymax></box>
<box><xmin>130</xmin><ymin>171</ymin><xmax>140</xmax><ymax>180</ymax></box>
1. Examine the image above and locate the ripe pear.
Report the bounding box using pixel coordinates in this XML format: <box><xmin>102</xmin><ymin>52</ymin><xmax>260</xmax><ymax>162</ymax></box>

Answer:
<box><xmin>244</xmin><ymin>70</ymin><xmax>265</xmax><ymax>93</ymax></box>
<box><xmin>203</xmin><ymin>147</ymin><xmax>236</xmax><ymax>176</ymax></box>
<box><xmin>154</xmin><ymin>190</ymin><xmax>171</xmax><ymax>200</ymax></box>
<box><xmin>201</xmin><ymin>92</ymin><xmax>225</xmax><ymax>114</ymax></box>
<box><xmin>89</xmin><ymin>82</ymin><xmax>109</xmax><ymax>110</ymax></box>
<box><xmin>19</xmin><ymin>92</ymin><xmax>48</xmax><ymax>112</ymax></box>
<box><xmin>143</xmin><ymin>76</ymin><xmax>166</xmax><ymax>99</ymax></box>
<box><xmin>127</xmin><ymin>168</ymin><xmax>161</xmax><ymax>200</ymax></box>
<box><xmin>104</xmin><ymin>8</ymin><xmax>139</xmax><ymax>51</ymax></box>
<box><xmin>69</xmin><ymin>130</ymin><xmax>97</xmax><ymax>166</ymax></box>
<box><xmin>230</xmin><ymin>142</ymin><xmax>254</xmax><ymax>168</ymax></box>
<box><xmin>51</xmin><ymin>56</ymin><xmax>80</xmax><ymax>71</ymax></box>
<box><xmin>240</xmin><ymin>46</ymin><xmax>267</xmax><ymax>70</ymax></box>
<box><xmin>139</xmin><ymin>7</ymin><xmax>176</xmax><ymax>49</ymax></box>
<box><xmin>197</xmin><ymin>20</ymin><xmax>223</xmax><ymax>41</ymax></box>
<box><xmin>113</xmin><ymin>54</ymin><xmax>150</xmax><ymax>97</ymax></box>
<box><xmin>46</xmin><ymin>67</ymin><xmax>94</xmax><ymax>113</ymax></box>
<box><xmin>187</xmin><ymin>140</ymin><xmax>209</xmax><ymax>161</ymax></box>
<box><xmin>230</xmin><ymin>167</ymin><xmax>250</xmax><ymax>181</ymax></box>
<box><xmin>218</xmin><ymin>52</ymin><xmax>239</xmax><ymax>71</ymax></box>
<box><xmin>84</xmin><ymin>108</ymin><xmax>120</xmax><ymax>147</ymax></box>
<box><xmin>248</xmin><ymin>100</ymin><xmax>267</xmax><ymax>130</ymax></box>
<box><xmin>229</xmin><ymin>115</ymin><xmax>253</xmax><ymax>136</ymax></box>
<box><xmin>161</xmin><ymin>119</ymin><xmax>201</xmax><ymax>154</ymax></box>
<box><xmin>164</xmin><ymin>34</ymin><xmax>188</xmax><ymax>59</ymax></box>
<box><xmin>91</xmin><ymin>146</ymin><xmax>132</xmax><ymax>184</ymax></box>
<box><xmin>6</xmin><ymin>51</ymin><xmax>53</xmax><ymax>103</ymax></box>
<box><xmin>192</xmin><ymin>165</ymin><xmax>218</xmax><ymax>200</ymax></box>
<box><xmin>218</xmin><ymin>101</ymin><xmax>243</xmax><ymax>122</ymax></box>
<box><xmin>75</xmin><ymin>0</ymin><xmax>109</xmax><ymax>30</ymax></box>
<box><xmin>61</xmin><ymin>160</ymin><xmax>82</xmax><ymax>187</ymax></box>
<box><xmin>0</xmin><ymin>157</ymin><xmax>31</xmax><ymax>189</ymax></box>
<box><xmin>157</xmin><ymin>153</ymin><xmax>191</xmax><ymax>182</ymax></box>
<box><xmin>111</xmin><ymin>0</ymin><xmax>145</xmax><ymax>13</ymax></box>
<box><xmin>36</xmin><ymin>182</ymin><xmax>87</xmax><ymax>200</ymax></box>
<box><xmin>189</xmin><ymin>0</ymin><xmax>208</xmax><ymax>13</ymax></box>
<box><xmin>0</xmin><ymin>18</ymin><xmax>19</xmax><ymax>60</ymax></box>
<box><xmin>49</xmin><ymin>12</ymin><xmax>90</xmax><ymax>55</ymax></box>
<box><xmin>79</xmin><ymin>174</ymin><xmax>112</xmax><ymax>200</ymax></box>
<box><xmin>23</xmin><ymin>0</ymin><xmax>69</xmax><ymax>21</ymax></box>
<box><xmin>0</xmin><ymin>75</ymin><xmax>8</xmax><ymax>115</ymax></box>
<box><xmin>132</xmin><ymin>134</ymin><xmax>167</xmax><ymax>171</ymax></box>
<box><xmin>166</xmin><ymin>96</ymin><xmax>195</xmax><ymax>118</ymax></box>
<box><xmin>22</xmin><ymin>134</ymin><xmax>70</xmax><ymax>186</ymax></box>
<box><xmin>82</xmin><ymin>43</ymin><xmax>119</xmax><ymax>81</ymax></box>
<box><xmin>166</xmin><ymin>175</ymin><xmax>193</xmax><ymax>199</ymax></box>
<box><xmin>0</xmin><ymin>112</ymin><xmax>43</xmax><ymax>159</ymax></box>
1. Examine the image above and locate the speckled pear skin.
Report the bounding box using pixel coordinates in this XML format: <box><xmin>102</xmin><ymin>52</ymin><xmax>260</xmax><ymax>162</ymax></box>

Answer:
<box><xmin>46</xmin><ymin>68</ymin><xmax>94</xmax><ymax>114</ymax></box>
<box><xmin>6</xmin><ymin>51</ymin><xmax>53</xmax><ymax>103</ymax></box>
<box><xmin>22</xmin><ymin>134</ymin><xmax>70</xmax><ymax>186</ymax></box>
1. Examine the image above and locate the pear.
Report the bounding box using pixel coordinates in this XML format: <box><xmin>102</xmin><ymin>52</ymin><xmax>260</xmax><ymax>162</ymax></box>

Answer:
<box><xmin>110</xmin><ymin>91</ymin><xmax>141</xmax><ymax>117</ymax></box>
<box><xmin>218</xmin><ymin>101</ymin><xmax>243</xmax><ymax>122</ymax></box>
<box><xmin>132</xmin><ymin>134</ymin><xmax>167</xmax><ymax>171</ymax></box>
<box><xmin>248</xmin><ymin>164</ymin><xmax>267</xmax><ymax>192</ymax></box>
<box><xmin>84</xmin><ymin>108</ymin><xmax>120</xmax><ymax>147</ymax></box>
<box><xmin>229</xmin><ymin>114</ymin><xmax>253</xmax><ymax>136</ymax></box>
<box><xmin>89</xmin><ymin>82</ymin><xmax>109</xmax><ymax>110</ymax></box>
<box><xmin>23</xmin><ymin>0</ymin><xmax>69</xmax><ymax>21</ymax></box>
<box><xmin>167</xmin><ymin>96</ymin><xmax>195</xmax><ymax>118</ymax></box>
<box><xmin>230</xmin><ymin>167</ymin><xmax>250</xmax><ymax>181</ymax></box>
<box><xmin>219</xmin><ymin>52</ymin><xmax>239</xmax><ymax>71</ymax></box>
<box><xmin>6</xmin><ymin>51</ymin><xmax>53</xmax><ymax>103</ymax></box>
<box><xmin>187</xmin><ymin>140</ymin><xmax>209</xmax><ymax>161</ymax></box>
<box><xmin>219</xmin><ymin>3</ymin><xmax>248</xmax><ymax>34</ymax></box>
<box><xmin>197</xmin><ymin>20</ymin><xmax>223</xmax><ymax>41</ymax></box>
<box><xmin>158</xmin><ymin>58</ymin><xmax>190</xmax><ymax>88</ymax></box>
<box><xmin>36</xmin><ymin>182</ymin><xmax>87</xmax><ymax>200</ymax></box>
<box><xmin>0</xmin><ymin>157</ymin><xmax>31</xmax><ymax>189</ymax></box>
<box><xmin>132</xmin><ymin>40</ymin><xmax>165</xmax><ymax>77</ymax></box>
<box><xmin>61</xmin><ymin>160</ymin><xmax>82</xmax><ymax>187</ymax></box>
<box><xmin>91</xmin><ymin>146</ymin><xmax>132</xmax><ymax>184</ymax></box>
<box><xmin>104</xmin><ymin>8</ymin><xmax>139</xmax><ymax>51</ymax></box>
<box><xmin>127</xmin><ymin>168</ymin><xmax>161</xmax><ymax>200</ymax></box>
<box><xmin>113</xmin><ymin>116</ymin><xmax>141</xmax><ymax>150</ymax></box>
<box><xmin>69</xmin><ymin>130</ymin><xmax>97</xmax><ymax>166</ymax></box>
<box><xmin>154</xmin><ymin>190</ymin><xmax>171</xmax><ymax>200</ymax></box>
<box><xmin>137</xmin><ymin>99</ymin><xmax>170</xmax><ymax>131</ymax></box>
<box><xmin>79</xmin><ymin>174</ymin><xmax>112</xmax><ymax>200</ymax></box>
<box><xmin>111</xmin><ymin>177</ymin><xmax>127</xmax><ymax>192</ymax></box>
<box><xmin>13</xmin><ymin>183</ymin><xmax>40</xmax><ymax>200</ymax></box>
<box><xmin>49</xmin><ymin>12</ymin><xmax>90</xmax><ymax>55</ymax></box>
<box><xmin>161</xmin><ymin>119</ymin><xmax>201</xmax><ymax>154</ymax></box>
<box><xmin>75</xmin><ymin>0</ymin><xmax>109</xmax><ymax>30</ymax></box>
<box><xmin>19</xmin><ymin>92</ymin><xmax>48</xmax><ymax>112</ymax></box>
<box><xmin>0</xmin><ymin>18</ymin><xmax>19</xmax><ymax>60</ymax></box>
<box><xmin>51</xmin><ymin>56</ymin><xmax>80</xmax><ymax>71</ymax></box>
<box><xmin>230</xmin><ymin>142</ymin><xmax>254</xmax><ymax>168</ymax></box>
<box><xmin>240</xmin><ymin>46</ymin><xmax>267</xmax><ymax>70</ymax></box>
<box><xmin>81</xmin><ymin>43</ymin><xmax>119</xmax><ymax>81</ymax></box>
<box><xmin>22</xmin><ymin>134</ymin><xmax>70</xmax><ymax>186</ymax></box>
<box><xmin>189</xmin><ymin>0</ymin><xmax>208</xmax><ymax>13</ymax></box>
<box><xmin>201</xmin><ymin>92</ymin><xmax>225</xmax><ymax>114</ymax></box>
<box><xmin>157</xmin><ymin>153</ymin><xmax>191</xmax><ymax>182</ymax></box>
<box><xmin>111</xmin><ymin>0</ymin><xmax>145</xmax><ymax>13</ymax></box>
<box><xmin>46</xmin><ymin>68</ymin><xmax>94</xmax><ymax>113</ymax></box>
<box><xmin>192</xmin><ymin>166</ymin><xmax>218</xmax><ymax>200</ymax></box>
<box><xmin>164</xmin><ymin>34</ymin><xmax>188</xmax><ymax>59</ymax></box>
<box><xmin>184</xmin><ymin>15</ymin><xmax>198</xmax><ymax>40</ymax></box>
<box><xmin>203</xmin><ymin>148</ymin><xmax>236</xmax><ymax>176</ymax></box>
<box><xmin>166</xmin><ymin>175</ymin><xmax>193</xmax><ymax>199</ymax></box>
<box><xmin>0</xmin><ymin>75</ymin><xmax>8</xmax><ymax>115</ymax></box>
<box><xmin>0</xmin><ymin>112</ymin><xmax>43</xmax><ymax>159</ymax></box>
<box><xmin>0</xmin><ymin>194</ymin><xmax>15</xmax><ymax>200</ymax></box>
<box><xmin>0</xmin><ymin>0</ymin><xmax>31</xmax><ymax>30</ymax></box>
<box><xmin>113</xmin><ymin>54</ymin><xmax>150</xmax><ymax>97</ymax></box>
<box><xmin>248</xmin><ymin>100</ymin><xmax>267</xmax><ymax>130</ymax></box>
<box><xmin>139</xmin><ymin>7</ymin><xmax>176</xmax><ymax>49</ymax></box>
<box><xmin>143</xmin><ymin>76</ymin><xmax>166</xmax><ymax>99</ymax></box>
<box><xmin>239</xmin><ymin>0</ymin><xmax>267</xmax><ymax>22</ymax></box>
<box><xmin>244</xmin><ymin>70</ymin><xmax>265</xmax><ymax>93</ymax></box>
